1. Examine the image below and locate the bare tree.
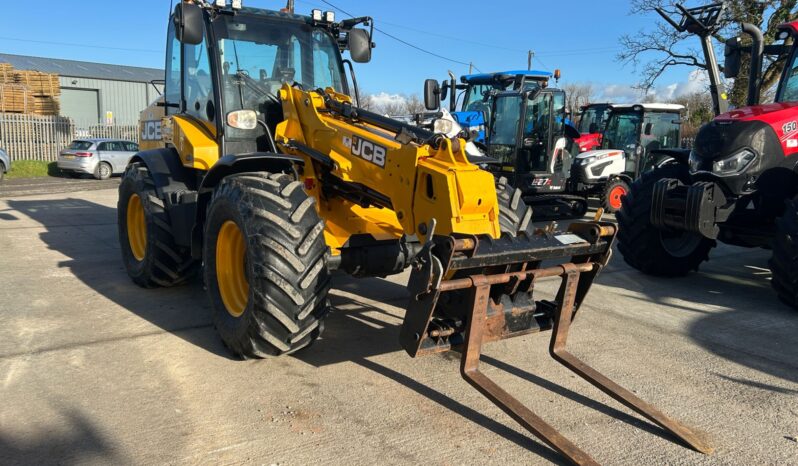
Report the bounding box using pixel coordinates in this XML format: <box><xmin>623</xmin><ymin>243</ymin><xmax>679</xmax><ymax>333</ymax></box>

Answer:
<box><xmin>404</xmin><ymin>94</ymin><xmax>426</xmax><ymax>115</ymax></box>
<box><xmin>563</xmin><ymin>83</ymin><xmax>596</xmax><ymax>116</ymax></box>
<box><xmin>358</xmin><ymin>92</ymin><xmax>375</xmax><ymax>111</ymax></box>
<box><xmin>669</xmin><ymin>91</ymin><xmax>713</xmax><ymax>137</ymax></box>
<box><xmin>618</xmin><ymin>0</ymin><xmax>797</xmax><ymax>107</ymax></box>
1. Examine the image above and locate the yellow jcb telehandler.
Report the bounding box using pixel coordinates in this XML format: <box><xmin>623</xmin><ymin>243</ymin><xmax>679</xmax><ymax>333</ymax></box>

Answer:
<box><xmin>119</xmin><ymin>2</ymin><xmax>712</xmax><ymax>463</ymax></box>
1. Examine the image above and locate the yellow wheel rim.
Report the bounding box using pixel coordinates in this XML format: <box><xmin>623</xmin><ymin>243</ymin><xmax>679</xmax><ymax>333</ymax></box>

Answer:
<box><xmin>127</xmin><ymin>193</ymin><xmax>147</xmax><ymax>261</ymax></box>
<box><xmin>216</xmin><ymin>220</ymin><xmax>249</xmax><ymax>317</ymax></box>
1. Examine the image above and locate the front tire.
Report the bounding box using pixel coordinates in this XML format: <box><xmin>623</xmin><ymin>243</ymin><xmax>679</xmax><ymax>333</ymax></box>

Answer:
<box><xmin>770</xmin><ymin>196</ymin><xmax>798</xmax><ymax>310</ymax></box>
<box><xmin>496</xmin><ymin>177</ymin><xmax>532</xmax><ymax>235</ymax></box>
<box><xmin>617</xmin><ymin>164</ymin><xmax>715</xmax><ymax>276</ymax></box>
<box><xmin>203</xmin><ymin>172</ymin><xmax>331</xmax><ymax>358</ymax></box>
<box><xmin>118</xmin><ymin>162</ymin><xmax>198</xmax><ymax>287</ymax></box>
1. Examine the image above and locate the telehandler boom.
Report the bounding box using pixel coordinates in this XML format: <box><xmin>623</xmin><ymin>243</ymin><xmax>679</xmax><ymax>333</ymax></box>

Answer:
<box><xmin>120</xmin><ymin>2</ymin><xmax>711</xmax><ymax>463</ymax></box>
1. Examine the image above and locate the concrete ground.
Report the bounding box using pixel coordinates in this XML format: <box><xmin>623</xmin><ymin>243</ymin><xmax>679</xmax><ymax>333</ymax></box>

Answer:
<box><xmin>0</xmin><ymin>181</ymin><xmax>797</xmax><ymax>465</ymax></box>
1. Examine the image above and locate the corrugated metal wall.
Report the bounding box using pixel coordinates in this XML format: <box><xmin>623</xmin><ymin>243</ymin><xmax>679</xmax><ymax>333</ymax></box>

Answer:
<box><xmin>58</xmin><ymin>76</ymin><xmax>163</xmax><ymax>127</ymax></box>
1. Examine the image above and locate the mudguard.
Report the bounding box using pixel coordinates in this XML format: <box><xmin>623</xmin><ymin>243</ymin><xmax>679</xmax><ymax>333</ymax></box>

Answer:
<box><xmin>130</xmin><ymin>148</ymin><xmax>194</xmax><ymax>197</ymax></box>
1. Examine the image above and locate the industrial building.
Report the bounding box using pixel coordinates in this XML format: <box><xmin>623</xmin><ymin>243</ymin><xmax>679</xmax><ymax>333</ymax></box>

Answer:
<box><xmin>0</xmin><ymin>53</ymin><xmax>163</xmax><ymax>128</ymax></box>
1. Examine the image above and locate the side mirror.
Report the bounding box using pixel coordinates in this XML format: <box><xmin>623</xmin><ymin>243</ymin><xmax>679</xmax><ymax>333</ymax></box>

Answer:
<box><xmin>348</xmin><ymin>29</ymin><xmax>372</xmax><ymax>63</ymax></box>
<box><xmin>724</xmin><ymin>37</ymin><xmax>742</xmax><ymax>79</ymax></box>
<box><xmin>424</xmin><ymin>79</ymin><xmax>441</xmax><ymax>111</ymax></box>
<box><xmin>644</xmin><ymin>123</ymin><xmax>653</xmax><ymax>135</ymax></box>
<box><xmin>439</xmin><ymin>80</ymin><xmax>450</xmax><ymax>102</ymax></box>
<box><xmin>174</xmin><ymin>3</ymin><xmax>204</xmax><ymax>45</ymax></box>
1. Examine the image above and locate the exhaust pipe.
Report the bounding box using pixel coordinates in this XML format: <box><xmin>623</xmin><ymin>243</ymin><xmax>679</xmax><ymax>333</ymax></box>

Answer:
<box><xmin>742</xmin><ymin>23</ymin><xmax>764</xmax><ymax>106</ymax></box>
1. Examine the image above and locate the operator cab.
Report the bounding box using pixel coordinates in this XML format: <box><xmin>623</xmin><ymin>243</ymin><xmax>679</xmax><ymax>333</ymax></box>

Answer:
<box><xmin>486</xmin><ymin>86</ymin><xmax>572</xmax><ymax>193</ymax></box>
<box><xmin>161</xmin><ymin>3</ymin><xmax>371</xmax><ymax>160</ymax></box>
<box><xmin>600</xmin><ymin>104</ymin><xmax>683</xmax><ymax>172</ymax></box>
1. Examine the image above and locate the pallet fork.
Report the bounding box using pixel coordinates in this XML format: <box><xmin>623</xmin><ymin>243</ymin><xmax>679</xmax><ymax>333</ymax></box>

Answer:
<box><xmin>401</xmin><ymin>220</ymin><xmax>712</xmax><ymax>465</ymax></box>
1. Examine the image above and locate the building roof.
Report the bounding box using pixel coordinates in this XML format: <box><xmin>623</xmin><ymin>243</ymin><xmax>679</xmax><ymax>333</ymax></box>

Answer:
<box><xmin>0</xmin><ymin>53</ymin><xmax>163</xmax><ymax>83</ymax></box>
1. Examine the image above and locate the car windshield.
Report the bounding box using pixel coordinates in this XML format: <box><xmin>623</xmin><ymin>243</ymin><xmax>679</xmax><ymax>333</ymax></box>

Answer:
<box><xmin>601</xmin><ymin>111</ymin><xmax>642</xmax><ymax>151</ymax></box>
<box><xmin>778</xmin><ymin>46</ymin><xmax>798</xmax><ymax>103</ymax></box>
<box><xmin>216</xmin><ymin>15</ymin><xmax>347</xmax><ymax>116</ymax></box>
<box><xmin>68</xmin><ymin>141</ymin><xmax>93</xmax><ymax>150</ymax></box>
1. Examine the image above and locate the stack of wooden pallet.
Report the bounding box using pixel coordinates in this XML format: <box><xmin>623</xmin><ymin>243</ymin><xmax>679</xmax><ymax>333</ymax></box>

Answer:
<box><xmin>14</xmin><ymin>70</ymin><xmax>61</xmax><ymax>116</ymax></box>
<box><xmin>0</xmin><ymin>63</ymin><xmax>14</xmax><ymax>84</ymax></box>
<box><xmin>0</xmin><ymin>83</ymin><xmax>34</xmax><ymax>113</ymax></box>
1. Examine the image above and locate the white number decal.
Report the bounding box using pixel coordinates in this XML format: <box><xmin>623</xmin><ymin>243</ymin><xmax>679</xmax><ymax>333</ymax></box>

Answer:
<box><xmin>783</xmin><ymin>121</ymin><xmax>797</xmax><ymax>135</ymax></box>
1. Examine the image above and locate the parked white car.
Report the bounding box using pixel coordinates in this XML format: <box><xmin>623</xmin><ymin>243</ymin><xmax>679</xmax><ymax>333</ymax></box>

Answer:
<box><xmin>0</xmin><ymin>147</ymin><xmax>9</xmax><ymax>182</ymax></box>
<box><xmin>57</xmin><ymin>139</ymin><xmax>139</xmax><ymax>180</ymax></box>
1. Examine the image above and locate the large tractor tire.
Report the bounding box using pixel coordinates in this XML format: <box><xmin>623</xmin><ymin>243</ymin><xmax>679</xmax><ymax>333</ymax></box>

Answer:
<box><xmin>203</xmin><ymin>172</ymin><xmax>331</xmax><ymax>358</ymax></box>
<box><xmin>617</xmin><ymin>163</ymin><xmax>715</xmax><ymax>276</ymax></box>
<box><xmin>118</xmin><ymin>162</ymin><xmax>198</xmax><ymax>287</ymax></box>
<box><xmin>601</xmin><ymin>177</ymin><xmax>630</xmax><ymax>213</ymax></box>
<box><xmin>770</xmin><ymin>196</ymin><xmax>798</xmax><ymax>310</ymax></box>
<box><xmin>496</xmin><ymin>177</ymin><xmax>532</xmax><ymax>236</ymax></box>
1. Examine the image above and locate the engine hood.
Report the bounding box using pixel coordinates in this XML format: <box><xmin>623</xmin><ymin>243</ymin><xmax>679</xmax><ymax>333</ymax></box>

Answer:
<box><xmin>574</xmin><ymin>149</ymin><xmax>623</xmax><ymax>161</ymax></box>
<box><xmin>716</xmin><ymin>102</ymin><xmax>798</xmax><ymax>157</ymax></box>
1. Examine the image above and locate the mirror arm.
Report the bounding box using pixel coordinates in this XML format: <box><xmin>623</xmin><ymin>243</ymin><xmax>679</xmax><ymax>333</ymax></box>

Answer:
<box><xmin>342</xmin><ymin>59</ymin><xmax>362</xmax><ymax>109</ymax></box>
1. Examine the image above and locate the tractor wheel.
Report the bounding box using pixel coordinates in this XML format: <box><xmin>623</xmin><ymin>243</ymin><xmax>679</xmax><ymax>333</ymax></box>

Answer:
<box><xmin>770</xmin><ymin>196</ymin><xmax>798</xmax><ymax>310</ymax></box>
<box><xmin>95</xmin><ymin>161</ymin><xmax>112</xmax><ymax>180</ymax></box>
<box><xmin>118</xmin><ymin>162</ymin><xmax>198</xmax><ymax>288</ymax></box>
<box><xmin>496</xmin><ymin>177</ymin><xmax>532</xmax><ymax>236</ymax></box>
<box><xmin>601</xmin><ymin>178</ymin><xmax>630</xmax><ymax>213</ymax></box>
<box><xmin>0</xmin><ymin>162</ymin><xmax>5</xmax><ymax>182</ymax></box>
<box><xmin>617</xmin><ymin>164</ymin><xmax>715</xmax><ymax>276</ymax></box>
<box><xmin>203</xmin><ymin>172</ymin><xmax>331</xmax><ymax>358</ymax></box>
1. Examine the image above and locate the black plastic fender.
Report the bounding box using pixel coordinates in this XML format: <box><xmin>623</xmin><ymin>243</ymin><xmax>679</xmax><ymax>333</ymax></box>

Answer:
<box><xmin>129</xmin><ymin>148</ymin><xmax>194</xmax><ymax>198</ymax></box>
<box><xmin>648</xmin><ymin>148</ymin><xmax>690</xmax><ymax>166</ymax></box>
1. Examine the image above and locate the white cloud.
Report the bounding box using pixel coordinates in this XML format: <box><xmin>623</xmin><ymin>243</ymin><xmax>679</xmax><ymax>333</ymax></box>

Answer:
<box><xmin>596</xmin><ymin>70</ymin><xmax>709</xmax><ymax>103</ymax></box>
<box><xmin>369</xmin><ymin>92</ymin><xmax>407</xmax><ymax>109</ymax></box>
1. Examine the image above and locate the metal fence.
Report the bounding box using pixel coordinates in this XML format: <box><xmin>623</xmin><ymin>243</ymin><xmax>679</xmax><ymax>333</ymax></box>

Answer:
<box><xmin>0</xmin><ymin>113</ymin><xmax>139</xmax><ymax>161</ymax></box>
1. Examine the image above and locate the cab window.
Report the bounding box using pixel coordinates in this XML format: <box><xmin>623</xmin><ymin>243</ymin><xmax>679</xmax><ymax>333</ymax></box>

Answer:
<box><xmin>778</xmin><ymin>48</ymin><xmax>798</xmax><ymax>103</ymax></box>
<box><xmin>164</xmin><ymin>20</ymin><xmax>181</xmax><ymax>115</ymax></box>
<box><xmin>184</xmin><ymin>26</ymin><xmax>214</xmax><ymax>123</ymax></box>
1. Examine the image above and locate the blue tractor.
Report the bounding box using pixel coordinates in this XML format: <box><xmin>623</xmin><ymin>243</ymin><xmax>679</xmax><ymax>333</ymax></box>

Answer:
<box><xmin>423</xmin><ymin>70</ymin><xmax>588</xmax><ymax>219</ymax></box>
<box><xmin>436</xmin><ymin>70</ymin><xmax>555</xmax><ymax>144</ymax></box>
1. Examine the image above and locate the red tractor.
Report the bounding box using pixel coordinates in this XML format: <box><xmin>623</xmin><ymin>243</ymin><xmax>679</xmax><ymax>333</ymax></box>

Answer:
<box><xmin>617</xmin><ymin>2</ymin><xmax>798</xmax><ymax>308</ymax></box>
<box><xmin>575</xmin><ymin>103</ymin><xmax>612</xmax><ymax>152</ymax></box>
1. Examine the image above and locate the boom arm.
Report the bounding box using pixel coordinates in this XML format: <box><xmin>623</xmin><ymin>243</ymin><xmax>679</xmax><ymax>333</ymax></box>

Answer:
<box><xmin>274</xmin><ymin>85</ymin><xmax>501</xmax><ymax>240</ymax></box>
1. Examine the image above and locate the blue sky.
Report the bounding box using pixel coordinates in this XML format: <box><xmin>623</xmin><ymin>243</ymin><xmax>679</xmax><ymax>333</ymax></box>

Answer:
<box><xmin>0</xmin><ymin>0</ymin><xmax>701</xmax><ymax>101</ymax></box>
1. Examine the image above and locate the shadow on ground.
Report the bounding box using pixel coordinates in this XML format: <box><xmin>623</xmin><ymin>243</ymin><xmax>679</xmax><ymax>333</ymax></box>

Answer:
<box><xmin>0</xmin><ymin>407</ymin><xmax>122</xmax><ymax>465</ymax></box>
<box><xmin>6</xmin><ymin>198</ymin><xmax>226</xmax><ymax>359</ymax></box>
<box><xmin>598</xmin><ymin>248</ymin><xmax>798</xmax><ymax>385</ymax></box>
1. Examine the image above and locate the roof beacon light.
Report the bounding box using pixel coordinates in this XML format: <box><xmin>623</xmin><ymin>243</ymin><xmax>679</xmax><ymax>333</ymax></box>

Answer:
<box><xmin>554</xmin><ymin>69</ymin><xmax>561</xmax><ymax>80</ymax></box>
<box><xmin>324</xmin><ymin>11</ymin><xmax>335</xmax><ymax>23</ymax></box>
<box><xmin>311</xmin><ymin>9</ymin><xmax>323</xmax><ymax>22</ymax></box>
<box><xmin>231</xmin><ymin>0</ymin><xmax>242</xmax><ymax>10</ymax></box>
<box><xmin>215</xmin><ymin>0</ymin><xmax>226</xmax><ymax>8</ymax></box>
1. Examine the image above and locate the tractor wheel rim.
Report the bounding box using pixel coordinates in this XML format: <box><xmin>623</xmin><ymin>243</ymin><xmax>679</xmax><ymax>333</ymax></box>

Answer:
<box><xmin>216</xmin><ymin>220</ymin><xmax>249</xmax><ymax>318</ymax></box>
<box><xmin>609</xmin><ymin>186</ymin><xmax>626</xmax><ymax>210</ymax></box>
<box><xmin>126</xmin><ymin>194</ymin><xmax>147</xmax><ymax>261</ymax></box>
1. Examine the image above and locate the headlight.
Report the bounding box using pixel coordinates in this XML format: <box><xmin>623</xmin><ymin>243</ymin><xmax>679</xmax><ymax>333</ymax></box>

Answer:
<box><xmin>712</xmin><ymin>149</ymin><xmax>757</xmax><ymax>176</ymax></box>
<box><xmin>579</xmin><ymin>157</ymin><xmax>595</xmax><ymax>165</ymax></box>
<box><xmin>433</xmin><ymin>118</ymin><xmax>453</xmax><ymax>135</ymax></box>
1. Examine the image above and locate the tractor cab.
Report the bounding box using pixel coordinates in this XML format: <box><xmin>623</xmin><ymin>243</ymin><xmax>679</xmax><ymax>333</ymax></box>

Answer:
<box><xmin>575</xmin><ymin>103</ymin><xmax>612</xmax><ymax>152</ymax></box>
<box><xmin>485</xmin><ymin>86</ymin><xmax>573</xmax><ymax>195</ymax></box>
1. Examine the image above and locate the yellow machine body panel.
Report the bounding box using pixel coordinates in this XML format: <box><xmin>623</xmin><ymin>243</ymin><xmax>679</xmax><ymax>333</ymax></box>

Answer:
<box><xmin>162</xmin><ymin>116</ymin><xmax>219</xmax><ymax>171</ymax></box>
<box><xmin>138</xmin><ymin>98</ymin><xmax>166</xmax><ymax>152</ymax></box>
<box><xmin>275</xmin><ymin>86</ymin><xmax>501</xmax><ymax>248</ymax></box>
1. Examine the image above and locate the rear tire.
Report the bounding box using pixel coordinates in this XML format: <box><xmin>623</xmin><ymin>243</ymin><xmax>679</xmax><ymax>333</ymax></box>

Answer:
<box><xmin>496</xmin><ymin>177</ymin><xmax>532</xmax><ymax>235</ymax></box>
<box><xmin>601</xmin><ymin>178</ymin><xmax>630</xmax><ymax>213</ymax></box>
<box><xmin>0</xmin><ymin>162</ymin><xmax>5</xmax><ymax>182</ymax></box>
<box><xmin>617</xmin><ymin>164</ymin><xmax>715</xmax><ymax>276</ymax></box>
<box><xmin>770</xmin><ymin>196</ymin><xmax>798</xmax><ymax>310</ymax></box>
<box><xmin>118</xmin><ymin>162</ymin><xmax>198</xmax><ymax>287</ymax></box>
<box><xmin>95</xmin><ymin>161</ymin><xmax>112</xmax><ymax>180</ymax></box>
<box><xmin>203</xmin><ymin>172</ymin><xmax>331</xmax><ymax>358</ymax></box>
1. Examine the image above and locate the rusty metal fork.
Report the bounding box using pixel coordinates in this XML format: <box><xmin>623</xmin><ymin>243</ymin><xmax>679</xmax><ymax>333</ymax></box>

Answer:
<box><xmin>459</xmin><ymin>266</ymin><xmax>713</xmax><ymax>466</ymax></box>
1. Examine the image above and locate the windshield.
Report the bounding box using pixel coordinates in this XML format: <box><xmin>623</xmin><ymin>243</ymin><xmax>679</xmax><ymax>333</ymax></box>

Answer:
<box><xmin>641</xmin><ymin>112</ymin><xmax>680</xmax><ymax>150</ymax></box>
<box><xmin>578</xmin><ymin>106</ymin><xmax>609</xmax><ymax>134</ymax></box>
<box><xmin>601</xmin><ymin>111</ymin><xmax>642</xmax><ymax>151</ymax></box>
<box><xmin>215</xmin><ymin>16</ymin><xmax>347</xmax><ymax>117</ymax></box>
<box><xmin>487</xmin><ymin>94</ymin><xmax>522</xmax><ymax>164</ymax></box>
<box><xmin>778</xmin><ymin>46</ymin><xmax>798</xmax><ymax>103</ymax></box>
